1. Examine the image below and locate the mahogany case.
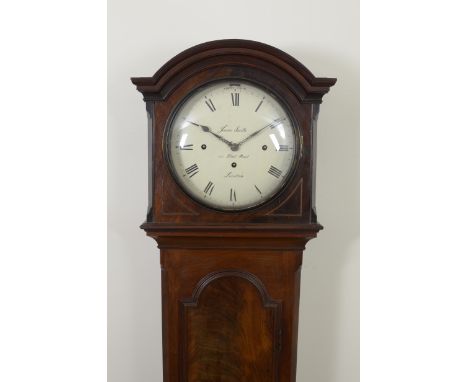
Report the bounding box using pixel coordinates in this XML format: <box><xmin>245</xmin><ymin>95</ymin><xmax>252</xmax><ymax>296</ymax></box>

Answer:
<box><xmin>132</xmin><ymin>39</ymin><xmax>336</xmax><ymax>382</ymax></box>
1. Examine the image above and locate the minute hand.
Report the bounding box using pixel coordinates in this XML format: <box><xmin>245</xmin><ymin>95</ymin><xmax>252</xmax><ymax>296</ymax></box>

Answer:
<box><xmin>236</xmin><ymin>118</ymin><xmax>286</xmax><ymax>147</ymax></box>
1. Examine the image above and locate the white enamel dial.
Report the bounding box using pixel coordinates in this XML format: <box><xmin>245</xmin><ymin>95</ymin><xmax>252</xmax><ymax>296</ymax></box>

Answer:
<box><xmin>166</xmin><ymin>80</ymin><xmax>298</xmax><ymax>211</ymax></box>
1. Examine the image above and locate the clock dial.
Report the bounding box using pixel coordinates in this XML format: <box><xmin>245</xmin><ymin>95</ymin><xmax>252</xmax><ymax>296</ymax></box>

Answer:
<box><xmin>166</xmin><ymin>80</ymin><xmax>298</xmax><ymax>211</ymax></box>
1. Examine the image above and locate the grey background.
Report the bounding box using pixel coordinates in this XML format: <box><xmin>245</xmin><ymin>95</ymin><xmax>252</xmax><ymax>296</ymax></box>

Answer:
<box><xmin>108</xmin><ymin>1</ymin><xmax>359</xmax><ymax>381</ymax></box>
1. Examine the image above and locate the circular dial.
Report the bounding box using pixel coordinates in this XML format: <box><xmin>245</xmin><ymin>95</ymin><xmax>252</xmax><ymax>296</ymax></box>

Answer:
<box><xmin>166</xmin><ymin>80</ymin><xmax>298</xmax><ymax>211</ymax></box>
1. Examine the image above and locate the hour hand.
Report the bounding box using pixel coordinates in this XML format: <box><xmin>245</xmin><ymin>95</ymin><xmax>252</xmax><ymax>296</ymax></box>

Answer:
<box><xmin>186</xmin><ymin>120</ymin><xmax>234</xmax><ymax>147</ymax></box>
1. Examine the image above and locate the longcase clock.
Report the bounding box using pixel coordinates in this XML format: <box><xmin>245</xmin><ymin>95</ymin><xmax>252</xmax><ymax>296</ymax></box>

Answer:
<box><xmin>131</xmin><ymin>39</ymin><xmax>336</xmax><ymax>382</ymax></box>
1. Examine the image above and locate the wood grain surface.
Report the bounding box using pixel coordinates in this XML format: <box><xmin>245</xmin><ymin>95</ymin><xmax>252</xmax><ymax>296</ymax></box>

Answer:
<box><xmin>133</xmin><ymin>39</ymin><xmax>336</xmax><ymax>381</ymax></box>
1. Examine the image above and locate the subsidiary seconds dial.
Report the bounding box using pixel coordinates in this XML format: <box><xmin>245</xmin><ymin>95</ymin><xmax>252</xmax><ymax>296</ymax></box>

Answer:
<box><xmin>166</xmin><ymin>80</ymin><xmax>298</xmax><ymax>211</ymax></box>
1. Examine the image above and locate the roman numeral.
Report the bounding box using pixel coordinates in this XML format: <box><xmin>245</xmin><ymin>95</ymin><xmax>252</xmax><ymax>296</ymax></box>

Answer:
<box><xmin>178</xmin><ymin>144</ymin><xmax>193</xmax><ymax>150</ymax></box>
<box><xmin>205</xmin><ymin>98</ymin><xmax>216</xmax><ymax>112</ymax></box>
<box><xmin>278</xmin><ymin>145</ymin><xmax>289</xmax><ymax>151</ymax></box>
<box><xmin>268</xmin><ymin>165</ymin><xmax>282</xmax><ymax>178</ymax></box>
<box><xmin>231</xmin><ymin>93</ymin><xmax>239</xmax><ymax>106</ymax></box>
<box><xmin>254</xmin><ymin>185</ymin><xmax>262</xmax><ymax>195</ymax></box>
<box><xmin>255</xmin><ymin>98</ymin><xmax>264</xmax><ymax>112</ymax></box>
<box><xmin>185</xmin><ymin>163</ymin><xmax>199</xmax><ymax>177</ymax></box>
<box><xmin>230</xmin><ymin>188</ymin><xmax>237</xmax><ymax>202</ymax></box>
<box><xmin>204</xmin><ymin>181</ymin><xmax>214</xmax><ymax>195</ymax></box>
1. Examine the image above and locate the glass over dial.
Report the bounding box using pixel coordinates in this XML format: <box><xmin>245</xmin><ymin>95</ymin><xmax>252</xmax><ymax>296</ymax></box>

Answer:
<box><xmin>166</xmin><ymin>80</ymin><xmax>298</xmax><ymax>211</ymax></box>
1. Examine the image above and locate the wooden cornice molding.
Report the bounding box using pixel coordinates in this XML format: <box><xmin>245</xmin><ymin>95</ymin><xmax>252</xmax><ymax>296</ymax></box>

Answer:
<box><xmin>131</xmin><ymin>39</ymin><xmax>336</xmax><ymax>103</ymax></box>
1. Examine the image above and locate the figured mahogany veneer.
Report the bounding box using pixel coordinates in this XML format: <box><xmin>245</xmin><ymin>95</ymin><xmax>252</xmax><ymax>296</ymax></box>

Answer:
<box><xmin>182</xmin><ymin>270</ymin><xmax>281</xmax><ymax>382</ymax></box>
<box><xmin>132</xmin><ymin>40</ymin><xmax>336</xmax><ymax>382</ymax></box>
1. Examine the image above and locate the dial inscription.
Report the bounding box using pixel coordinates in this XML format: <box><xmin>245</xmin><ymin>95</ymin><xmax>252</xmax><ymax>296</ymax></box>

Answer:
<box><xmin>167</xmin><ymin>81</ymin><xmax>297</xmax><ymax>210</ymax></box>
